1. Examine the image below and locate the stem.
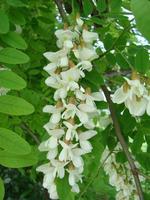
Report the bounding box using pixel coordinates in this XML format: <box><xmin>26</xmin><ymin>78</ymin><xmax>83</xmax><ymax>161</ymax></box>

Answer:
<box><xmin>21</xmin><ymin>122</ymin><xmax>40</xmax><ymax>145</ymax></box>
<box><xmin>101</xmin><ymin>85</ymin><xmax>144</xmax><ymax>200</ymax></box>
<box><xmin>54</xmin><ymin>0</ymin><xmax>68</xmax><ymax>22</ymax></box>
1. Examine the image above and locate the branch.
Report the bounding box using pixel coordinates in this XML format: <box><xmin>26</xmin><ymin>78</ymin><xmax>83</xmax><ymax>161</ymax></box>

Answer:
<box><xmin>105</xmin><ymin>69</ymin><xmax>131</xmax><ymax>78</ymax></box>
<box><xmin>54</xmin><ymin>0</ymin><xmax>68</xmax><ymax>22</ymax></box>
<box><xmin>21</xmin><ymin>122</ymin><xmax>40</xmax><ymax>145</ymax></box>
<box><xmin>101</xmin><ymin>85</ymin><xmax>144</xmax><ymax>200</ymax></box>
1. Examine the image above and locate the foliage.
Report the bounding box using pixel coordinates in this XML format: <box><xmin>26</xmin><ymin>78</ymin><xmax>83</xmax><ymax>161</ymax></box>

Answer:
<box><xmin>0</xmin><ymin>0</ymin><xmax>149</xmax><ymax>200</ymax></box>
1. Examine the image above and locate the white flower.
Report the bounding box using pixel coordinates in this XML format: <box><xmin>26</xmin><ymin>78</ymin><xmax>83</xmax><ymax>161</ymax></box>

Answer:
<box><xmin>0</xmin><ymin>87</ymin><xmax>9</xmax><ymax>96</ymax></box>
<box><xmin>43</xmin><ymin>105</ymin><xmax>64</xmax><ymax>124</ymax></box>
<box><xmin>125</xmin><ymin>95</ymin><xmax>147</xmax><ymax>116</ymax></box>
<box><xmin>59</xmin><ymin>141</ymin><xmax>84</xmax><ymax>167</ymax></box>
<box><xmin>62</xmin><ymin>103</ymin><xmax>89</xmax><ymax>124</ymax></box>
<box><xmin>67</xmin><ymin>167</ymin><xmax>83</xmax><ymax>193</ymax></box>
<box><xmin>112</xmin><ymin>78</ymin><xmax>147</xmax><ymax>116</ymax></box>
<box><xmin>38</xmin><ymin>129</ymin><xmax>65</xmax><ymax>159</ymax></box>
<box><xmin>77</xmin><ymin>61</ymin><xmax>93</xmax><ymax>72</ymax></box>
<box><xmin>51</xmin><ymin>159</ymin><xmax>66</xmax><ymax>179</ymax></box>
<box><xmin>43</xmin><ymin>49</ymin><xmax>68</xmax><ymax>67</ymax></box>
<box><xmin>82</xmin><ymin>29</ymin><xmax>98</xmax><ymax>44</ymax></box>
<box><xmin>55</xmin><ymin>29</ymin><xmax>74</xmax><ymax>49</ymax></box>
<box><xmin>73</xmin><ymin>47</ymin><xmax>98</xmax><ymax>62</ymax></box>
<box><xmin>48</xmin><ymin>182</ymin><xmax>59</xmax><ymax>199</ymax></box>
<box><xmin>54</xmin><ymin>80</ymin><xmax>79</xmax><ymax>100</ymax></box>
<box><xmin>76</xmin><ymin>89</ymin><xmax>104</xmax><ymax>107</ymax></box>
<box><xmin>63</xmin><ymin>121</ymin><xmax>82</xmax><ymax>141</ymax></box>
<box><xmin>60</xmin><ymin>67</ymin><xmax>84</xmax><ymax>82</ymax></box>
<box><xmin>36</xmin><ymin>163</ymin><xmax>55</xmax><ymax>187</ymax></box>
<box><xmin>43</xmin><ymin>63</ymin><xmax>58</xmax><ymax>75</ymax></box>
<box><xmin>78</xmin><ymin>130</ymin><xmax>97</xmax><ymax>153</ymax></box>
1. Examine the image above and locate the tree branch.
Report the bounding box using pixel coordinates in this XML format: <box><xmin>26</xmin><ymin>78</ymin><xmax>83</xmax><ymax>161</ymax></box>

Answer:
<box><xmin>101</xmin><ymin>85</ymin><xmax>144</xmax><ymax>200</ymax></box>
<box><xmin>54</xmin><ymin>0</ymin><xmax>68</xmax><ymax>22</ymax></box>
<box><xmin>21</xmin><ymin>122</ymin><xmax>40</xmax><ymax>145</ymax></box>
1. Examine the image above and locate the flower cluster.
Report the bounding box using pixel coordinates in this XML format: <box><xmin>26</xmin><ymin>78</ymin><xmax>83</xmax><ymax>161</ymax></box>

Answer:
<box><xmin>112</xmin><ymin>73</ymin><xmax>150</xmax><ymax>117</ymax></box>
<box><xmin>101</xmin><ymin>144</ymin><xmax>145</xmax><ymax>200</ymax></box>
<box><xmin>37</xmin><ymin>18</ymin><xmax>104</xmax><ymax>199</ymax></box>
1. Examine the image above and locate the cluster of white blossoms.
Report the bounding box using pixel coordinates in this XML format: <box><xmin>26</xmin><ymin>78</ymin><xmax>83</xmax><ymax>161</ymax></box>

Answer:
<box><xmin>112</xmin><ymin>72</ymin><xmax>150</xmax><ymax>117</ymax></box>
<box><xmin>37</xmin><ymin>17</ymin><xmax>104</xmax><ymax>199</ymax></box>
<box><xmin>101</xmin><ymin>144</ymin><xmax>145</xmax><ymax>200</ymax></box>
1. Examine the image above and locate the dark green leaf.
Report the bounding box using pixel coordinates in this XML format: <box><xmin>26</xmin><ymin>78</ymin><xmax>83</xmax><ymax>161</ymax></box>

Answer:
<box><xmin>0</xmin><ymin>127</ymin><xmax>31</xmax><ymax>155</ymax></box>
<box><xmin>0</xmin><ymin>48</ymin><xmax>29</xmax><ymax>64</ymax></box>
<box><xmin>0</xmin><ymin>70</ymin><xmax>26</xmax><ymax>90</ymax></box>
<box><xmin>0</xmin><ymin>95</ymin><xmax>34</xmax><ymax>116</ymax></box>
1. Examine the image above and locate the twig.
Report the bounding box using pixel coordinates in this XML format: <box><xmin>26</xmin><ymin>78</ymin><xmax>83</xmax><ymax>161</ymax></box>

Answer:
<box><xmin>105</xmin><ymin>69</ymin><xmax>131</xmax><ymax>77</ymax></box>
<box><xmin>101</xmin><ymin>85</ymin><xmax>144</xmax><ymax>200</ymax></box>
<box><xmin>54</xmin><ymin>0</ymin><xmax>68</xmax><ymax>22</ymax></box>
<box><xmin>21</xmin><ymin>122</ymin><xmax>40</xmax><ymax>145</ymax></box>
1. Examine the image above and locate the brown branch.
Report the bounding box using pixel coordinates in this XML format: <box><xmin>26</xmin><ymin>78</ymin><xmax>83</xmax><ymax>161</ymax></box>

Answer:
<box><xmin>21</xmin><ymin>122</ymin><xmax>40</xmax><ymax>145</ymax></box>
<box><xmin>105</xmin><ymin>69</ymin><xmax>131</xmax><ymax>78</ymax></box>
<box><xmin>101</xmin><ymin>85</ymin><xmax>144</xmax><ymax>200</ymax></box>
<box><xmin>54</xmin><ymin>0</ymin><xmax>68</xmax><ymax>22</ymax></box>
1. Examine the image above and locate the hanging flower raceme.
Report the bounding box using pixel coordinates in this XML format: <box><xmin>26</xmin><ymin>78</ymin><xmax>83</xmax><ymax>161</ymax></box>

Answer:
<box><xmin>37</xmin><ymin>17</ymin><xmax>103</xmax><ymax>199</ymax></box>
<box><xmin>111</xmin><ymin>71</ymin><xmax>150</xmax><ymax>117</ymax></box>
<box><xmin>101</xmin><ymin>144</ymin><xmax>145</xmax><ymax>200</ymax></box>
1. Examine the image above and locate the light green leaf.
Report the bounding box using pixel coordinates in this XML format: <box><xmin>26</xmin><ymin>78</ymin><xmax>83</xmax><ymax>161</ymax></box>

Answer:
<box><xmin>0</xmin><ymin>47</ymin><xmax>29</xmax><ymax>64</ymax></box>
<box><xmin>0</xmin><ymin>178</ymin><xmax>4</xmax><ymax>200</ymax></box>
<box><xmin>135</xmin><ymin>48</ymin><xmax>149</xmax><ymax>73</ymax></box>
<box><xmin>0</xmin><ymin>70</ymin><xmax>26</xmax><ymax>90</ymax></box>
<box><xmin>56</xmin><ymin>175</ymin><xmax>75</xmax><ymax>200</ymax></box>
<box><xmin>1</xmin><ymin>31</ymin><xmax>27</xmax><ymax>49</ymax></box>
<box><xmin>0</xmin><ymin>148</ymin><xmax>38</xmax><ymax>168</ymax></box>
<box><xmin>0</xmin><ymin>95</ymin><xmax>34</xmax><ymax>116</ymax></box>
<box><xmin>0</xmin><ymin>10</ymin><xmax>9</xmax><ymax>34</ymax></box>
<box><xmin>0</xmin><ymin>127</ymin><xmax>31</xmax><ymax>155</ymax></box>
<box><xmin>131</xmin><ymin>0</ymin><xmax>150</xmax><ymax>41</ymax></box>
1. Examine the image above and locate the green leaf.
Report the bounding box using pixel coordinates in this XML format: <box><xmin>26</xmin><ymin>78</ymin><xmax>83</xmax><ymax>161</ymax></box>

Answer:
<box><xmin>83</xmin><ymin>0</ymin><xmax>94</xmax><ymax>16</ymax></box>
<box><xmin>56</xmin><ymin>175</ymin><xmax>75</xmax><ymax>200</ymax></box>
<box><xmin>1</xmin><ymin>31</ymin><xmax>27</xmax><ymax>49</ymax></box>
<box><xmin>131</xmin><ymin>0</ymin><xmax>150</xmax><ymax>41</ymax></box>
<box><xmin>0</xmin><ymin>70</ymin><xmax>26</xmax><ymax>90</ymax></box>
<box><xmin>0</xmin><ymin>127</ymin><xmax>31</xmax><ymax>155</ymax></box>
<box><xmin>135</xmin><ymin>48</ymin><xmax>149</xmax><ymax>73</ymax></box>
<box><xmin>0</xmin><ymin>148</ymin><xmax>38</xmax><ymax>168</ymax></box>
<box><xmin>6</xmin><ymin>0</ymin><xmax>26</xmax><ymax>7</ymax></box>
<box><xmin>0</xmin><ymin>178</ymin><xmax>4</xmax><ymax>200</ymax></box>
<box><xmin>0</xmin><ymin>95</ymin><xmax>34</xmax><ymax>116</ymax></box>
<box><xmin>0</xmin><ymin>10</ymin><xmax>9</xmax><ymax>34</ymax></box>
<box><xmin>0</xmin><ymin>48</ymin><xmax>29</xmax><ymax>64</ymax></box>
